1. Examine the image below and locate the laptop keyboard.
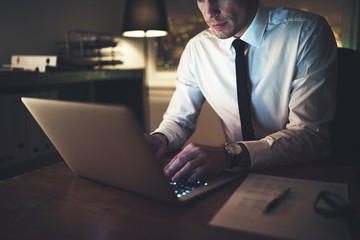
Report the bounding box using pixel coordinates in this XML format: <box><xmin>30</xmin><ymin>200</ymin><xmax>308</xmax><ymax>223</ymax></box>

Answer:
<box><xmin>169</xmin><ymin>178</ymin><xmax>208</xmax><ymax>198</ymax></box>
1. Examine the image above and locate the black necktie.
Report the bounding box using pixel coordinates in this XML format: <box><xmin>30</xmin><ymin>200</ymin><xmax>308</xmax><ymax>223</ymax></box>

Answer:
<box><xmin>232</xmin><ymin>39</ymin><xmax>255</xmax><ymax>141</ymax></box>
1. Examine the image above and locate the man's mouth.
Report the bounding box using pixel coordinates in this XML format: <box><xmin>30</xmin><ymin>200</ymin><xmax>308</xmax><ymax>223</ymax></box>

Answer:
<box><xmin>211</xmin><ymin>22</ymin><xmax>227</xmax><ymax>30</ymax></box>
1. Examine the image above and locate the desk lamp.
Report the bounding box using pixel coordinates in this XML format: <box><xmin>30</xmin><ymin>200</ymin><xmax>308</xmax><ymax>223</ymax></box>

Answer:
<box><xmin>122</xmin><ymin>0</ymin><xmax>169</xmax><ymax>64</ymax></box>
<box><xmin>122</xmin><ymin>0</ymin><xmax>169</xmax><ymax>131</ymax></box>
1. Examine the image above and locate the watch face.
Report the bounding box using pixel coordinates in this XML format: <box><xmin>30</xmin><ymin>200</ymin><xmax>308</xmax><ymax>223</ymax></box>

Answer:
<box><xmin>226</xmin><ymin>142</ymin><xmax>242</xmax><ymax>155</ymax></box>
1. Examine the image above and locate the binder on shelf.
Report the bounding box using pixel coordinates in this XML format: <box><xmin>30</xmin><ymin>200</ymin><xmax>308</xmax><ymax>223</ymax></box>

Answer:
<box><xmin>0</xmin><ymin>94</ymin><xmax>15</xmax><ymax>167</ymax></box>
<box><xmin>10</xmin><ymin>94</ymin><xmax>29</xmax><ymax>163</ymax></box>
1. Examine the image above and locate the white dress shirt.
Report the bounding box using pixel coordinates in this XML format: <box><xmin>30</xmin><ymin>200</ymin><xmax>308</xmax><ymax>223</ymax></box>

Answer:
<box><xmin>154</xmin><ymin>2</ymin><xmax>338</xmax><ymax>170</ymax></box>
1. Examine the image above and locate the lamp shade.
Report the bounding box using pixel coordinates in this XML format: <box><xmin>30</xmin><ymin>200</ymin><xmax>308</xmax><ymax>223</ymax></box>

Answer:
<box><xmin>122</xmin><ymin>0</ymin><xmax>169</xmax><ymax>38</ymax></box>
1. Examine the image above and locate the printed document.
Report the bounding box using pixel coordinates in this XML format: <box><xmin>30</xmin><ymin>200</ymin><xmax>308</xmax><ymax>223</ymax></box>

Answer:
<box><xmin>210</xmin><ymin>173</ymin><xmax>351</xmax><ymax>240</ymax></box>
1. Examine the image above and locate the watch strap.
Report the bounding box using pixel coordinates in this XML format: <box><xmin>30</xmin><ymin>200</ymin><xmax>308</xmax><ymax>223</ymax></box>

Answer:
<box><xmin>224</xmin><ymin>142</ymin><xmax>251</xmax><ymax>170</ymax></box>
<box><xmin>224</xmin><ymin>142</ymin><xmax>242</xmax><ymax>169</ymax></box>
<box><xmin>228</xmin><ymin>154</ymin><xmax>241</xmax><ymax>169</ymax></box>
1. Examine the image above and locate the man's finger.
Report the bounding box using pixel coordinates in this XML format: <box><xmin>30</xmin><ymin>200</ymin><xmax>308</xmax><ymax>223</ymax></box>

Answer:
<box><xmin>171</xmin><ymin>157</ymin><xmax>206</xmax><ymax>182</ymax></box>
<box><xmin>163</xmin><ymin>144</ymin><xmax>199</xmax><ymax>178</ymax></box>
<box><xmin>187</xmin><ymin>166</ymin><xmax>206</xmax><ymax>183</ymax></box>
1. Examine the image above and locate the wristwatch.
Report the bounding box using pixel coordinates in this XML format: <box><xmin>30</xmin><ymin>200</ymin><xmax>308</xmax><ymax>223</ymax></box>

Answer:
<box><xmin>224</xmin><ymin>142</ymin><xmax>243</xmax><ymax>169</ymax></box>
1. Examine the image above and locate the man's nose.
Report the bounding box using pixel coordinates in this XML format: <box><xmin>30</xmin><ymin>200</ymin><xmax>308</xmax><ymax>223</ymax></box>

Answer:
<box><xmin>204</xmin><ymin>0</ymin><xmax>220</xmax><ymax>19</ymax></box>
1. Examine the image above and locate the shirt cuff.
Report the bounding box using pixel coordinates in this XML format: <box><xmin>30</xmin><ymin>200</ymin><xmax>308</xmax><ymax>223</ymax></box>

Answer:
<box><xmin>151</xmin><ymin>127</ymin><xmax>185</xmax><ymax>153</ymax></box>
<box><xmin>242</xmin><ymin>139</ymin><xmax>273</xmax><ymax>170</ymax></box>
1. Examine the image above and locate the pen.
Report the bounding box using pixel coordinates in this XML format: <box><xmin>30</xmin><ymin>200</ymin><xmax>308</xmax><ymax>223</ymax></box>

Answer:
<box><xmin>263</xmin><ymin>187</ymin><xmax>291</xmax><ymax>214</ymax></box>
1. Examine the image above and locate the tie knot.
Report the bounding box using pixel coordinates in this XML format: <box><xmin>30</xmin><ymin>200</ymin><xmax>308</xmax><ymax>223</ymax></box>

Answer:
<box><xmin>232</xmin><ymin>39</ymin><xmax>245</xmax><ymax>53</ymax></box>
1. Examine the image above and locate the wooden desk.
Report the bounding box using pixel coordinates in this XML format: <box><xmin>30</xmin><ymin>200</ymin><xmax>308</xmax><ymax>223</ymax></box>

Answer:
<box><xmin>0</xmin><ymin>156</ymin><xmax>359</xmax><ymax>240</ymax></box>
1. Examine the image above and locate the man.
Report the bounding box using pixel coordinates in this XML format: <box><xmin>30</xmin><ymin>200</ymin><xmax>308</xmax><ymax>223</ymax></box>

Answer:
<box><xmin>145</xmin><ymin>0</ymin><xmax>337</xmax><ymax>183</ymax></box>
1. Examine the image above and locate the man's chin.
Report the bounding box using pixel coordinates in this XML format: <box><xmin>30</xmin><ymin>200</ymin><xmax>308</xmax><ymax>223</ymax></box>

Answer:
<box><xmin>212</xmin><ymin>29</ymin><xmax>234</xmax><ymax>39</ymax></box>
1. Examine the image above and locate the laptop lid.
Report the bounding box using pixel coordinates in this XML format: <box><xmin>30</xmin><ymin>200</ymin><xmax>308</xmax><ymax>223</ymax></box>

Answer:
<box><xmin>22</xmin><ymin>98</ymin><xmax>240</xmax><ymax>204</ymax></box>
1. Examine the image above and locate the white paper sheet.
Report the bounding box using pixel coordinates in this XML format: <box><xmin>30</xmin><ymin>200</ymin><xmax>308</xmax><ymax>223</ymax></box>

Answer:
<box><xmin>210</xmin><ymin>173</ymin><xmax>351</xmax><ymax>240</ymax></box>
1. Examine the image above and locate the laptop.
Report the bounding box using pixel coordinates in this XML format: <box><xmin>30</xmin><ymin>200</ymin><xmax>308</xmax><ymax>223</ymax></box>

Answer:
<box><xmin>22</xmin><ymin>97</ymin><xmax>242</xmax><ymax>205</ymax></box>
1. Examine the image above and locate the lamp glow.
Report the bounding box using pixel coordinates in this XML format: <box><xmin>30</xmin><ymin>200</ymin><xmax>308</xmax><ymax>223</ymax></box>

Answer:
<box><xmin>122</xmin><ymin>30</ymin><xmax>168</xmax><ymax>38</ymax></box>
<box><xmin>122</xmin><ymin>0</ymin><xmax>169</xmax><ymax>38</ymax></box>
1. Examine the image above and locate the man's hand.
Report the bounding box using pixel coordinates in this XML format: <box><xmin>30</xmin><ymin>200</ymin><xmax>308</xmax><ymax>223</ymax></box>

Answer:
<box><xmin>163</xmin><ymin>143</ymin><xmax>232</xmax><ymax>183</ymax></box>
<box><xmin>143</xmin><ymin>133</ymin><xmax>168</xmax><ymax>160</ymax></box>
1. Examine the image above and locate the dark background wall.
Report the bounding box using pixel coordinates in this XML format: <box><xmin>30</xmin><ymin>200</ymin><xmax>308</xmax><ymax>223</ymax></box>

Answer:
<box><xmin>0</xmin><ymin>0</ymin><xmax>126</xmax><ymax>64</ymax></box>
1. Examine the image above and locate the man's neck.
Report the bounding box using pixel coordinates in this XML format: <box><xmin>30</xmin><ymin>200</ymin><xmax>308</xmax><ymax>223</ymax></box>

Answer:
<box><xmin>234</xmin><ymin>0</ymin><xmax>259</xmax><ymax>38</ymax></box>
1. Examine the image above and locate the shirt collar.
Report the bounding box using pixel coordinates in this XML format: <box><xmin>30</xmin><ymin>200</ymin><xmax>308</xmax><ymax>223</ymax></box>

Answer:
<box><xmin>222</xmin><ymin>1</ymin><xmax>268</xmax><ymax>51</ymax></box>
<box><xmin>223</xmin><ymin>36</ymin><xmax>238</xmax><ymax>52</ymax></box>
<box><xmin>241</xmin><ymin>2</ymin><xmax>268</xmax><ymax>48</ymax></box>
